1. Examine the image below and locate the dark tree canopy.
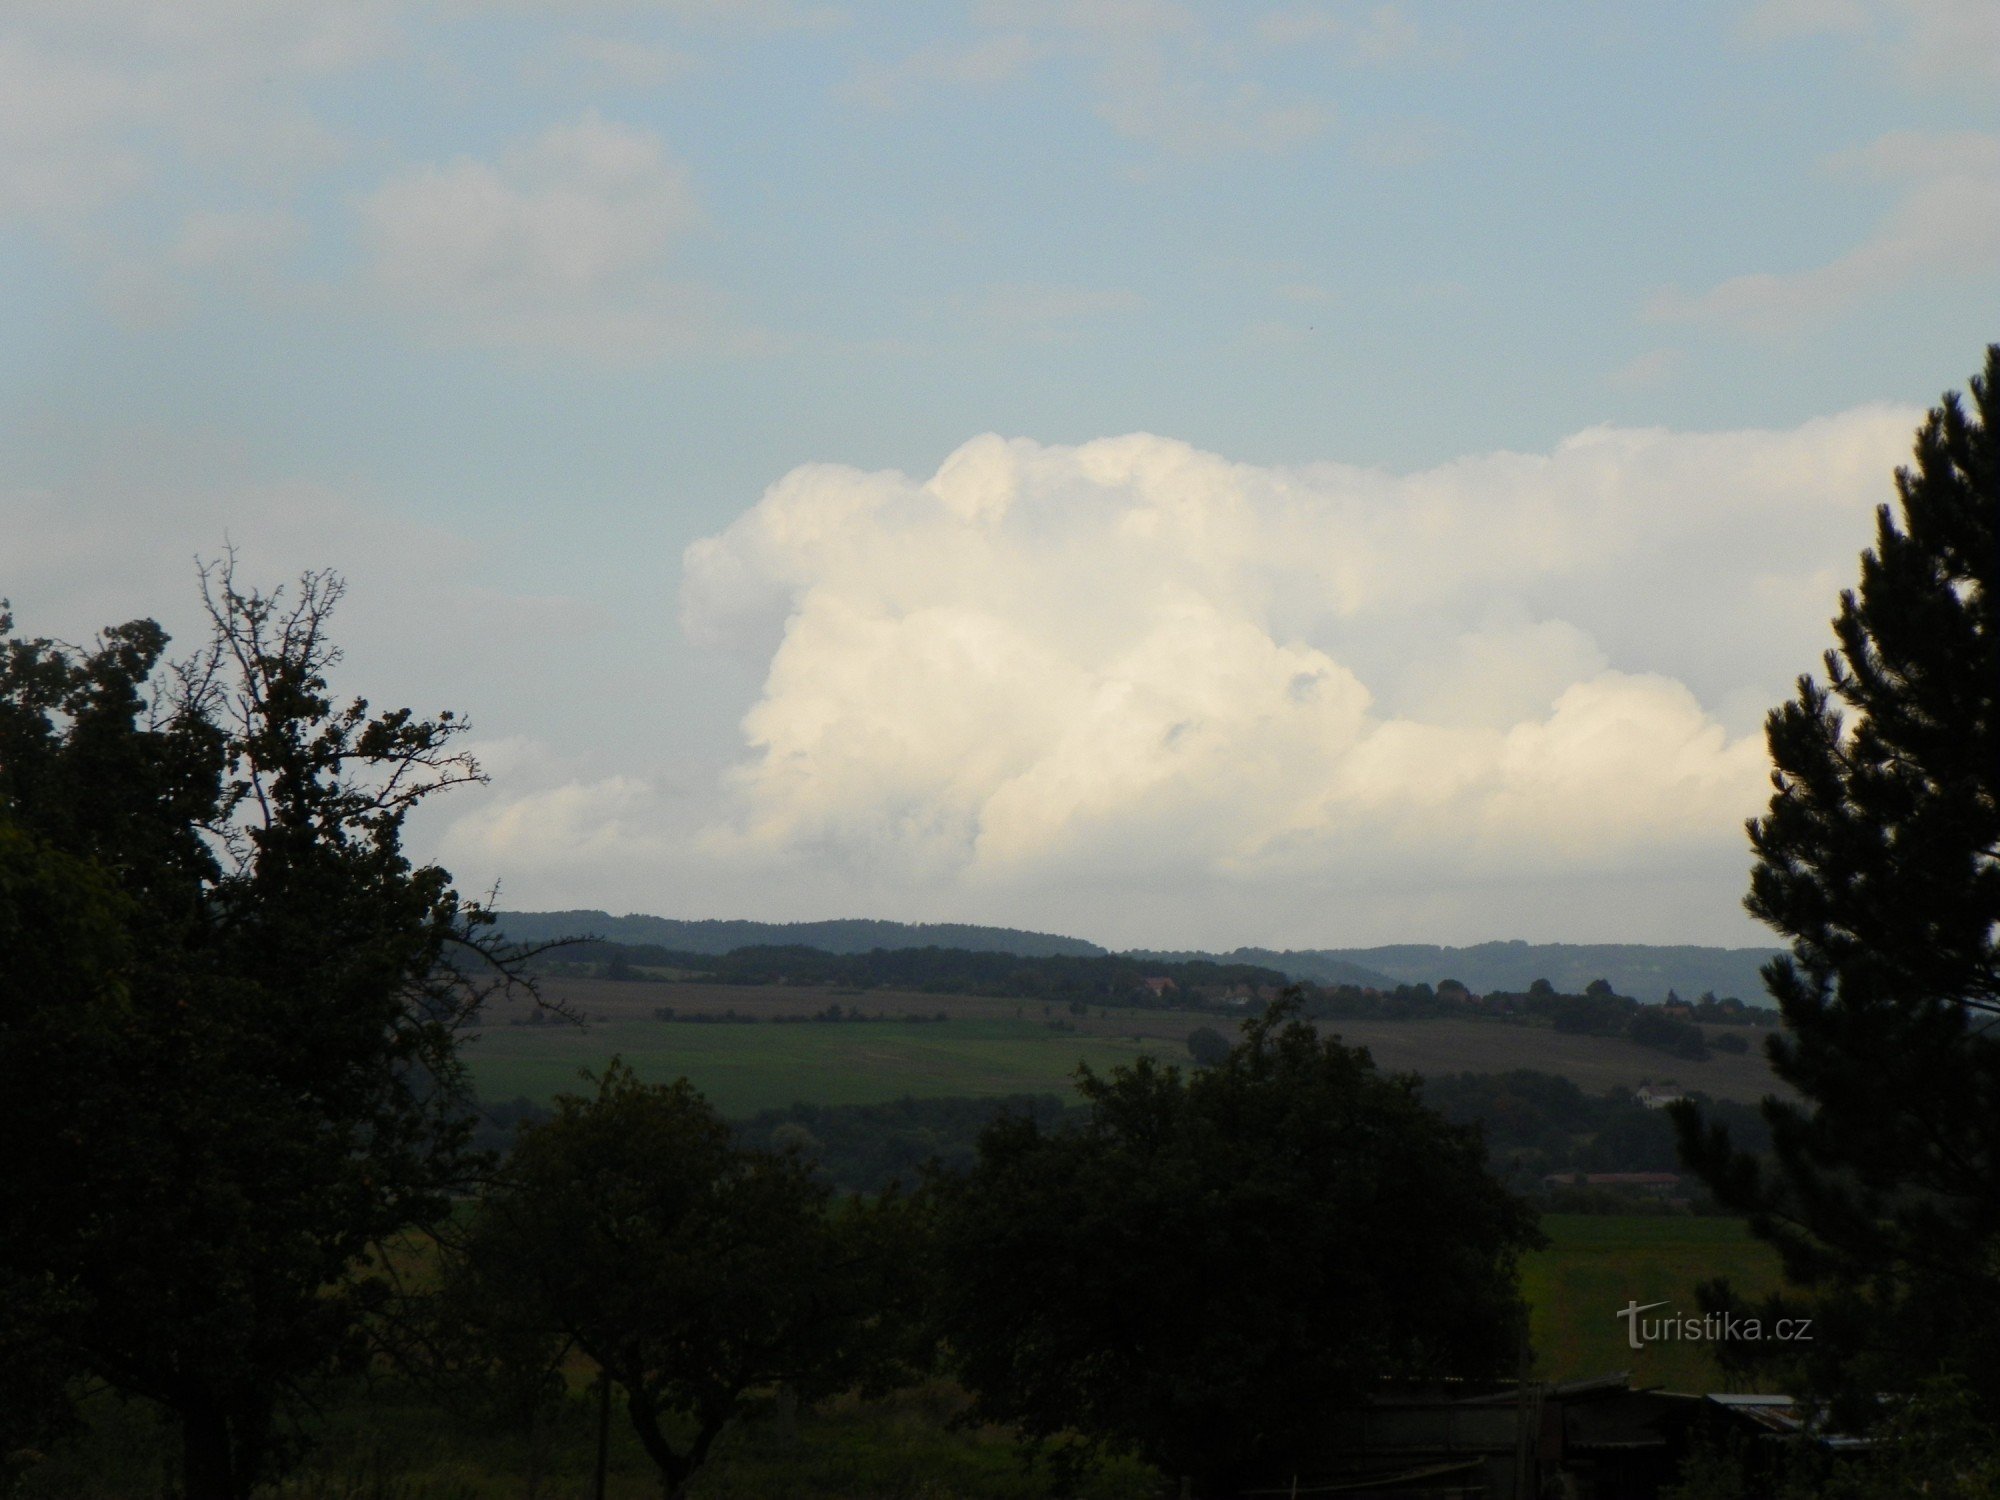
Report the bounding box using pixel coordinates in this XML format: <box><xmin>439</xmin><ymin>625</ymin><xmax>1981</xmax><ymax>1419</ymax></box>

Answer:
<box><xmin>0</xmin><ymin>822</ymin><xmax>134</xmax><ymax>1476</ymax></box>
<box><xmin>453</xmin><ymin>1060</ymin><xmax>919</xmax><ymax>1500</ymax></box>
<box><xmin>1184</xmin><ymin>1023</ymin><xmax>1231</xmax><ymax>1066</ymax></box>
<box><xmin>1674</xmin><ymin>346</ymin><xmax>2000</xmax><ymax>1410</ymax></box>
<box><xmin>930</xmin><ymin>998</ymin><xmax>1542</xmax><ymax>1498</ymax></box>
<box><xmin>0</xmin><ymin>564</ymin><xmax>524</xmax><ymax>1500</ymax></box>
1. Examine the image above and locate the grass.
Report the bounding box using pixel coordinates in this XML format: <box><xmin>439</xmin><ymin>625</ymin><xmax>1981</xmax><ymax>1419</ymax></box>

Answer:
<box><xmin>25</xmin><ymin>1379</ymin><xmax>1158</xmax><ymax>1500</ymax></box>
<box><xmin>468</xmin><ymin>978</ymin><xmax>1787</xmax><ymax>1115</ymax></box>
<box><xmin>1317</xmin><ymin>1017</ymin><xmax>1785</xmax><ymax>1104</ymax></box>
<box><xmin>1522</xmin><ymin>1214</ymin><xmax>1792</xmax><ymax>1393</ymax></box>
<box><xmin>468</xmin><ymin>1012</ymin><xmax>1197</xmax><ymax>1117</ymax></box>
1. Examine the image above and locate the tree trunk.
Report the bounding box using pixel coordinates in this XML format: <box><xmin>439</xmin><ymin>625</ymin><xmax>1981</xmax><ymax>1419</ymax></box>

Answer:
<box><xmin>179</xmin><ymin>1402</ymin><xmax>242</xmax><ymax>1500</ymax></box>
<box><xmin>524</xmin><ymin>1403</ymin><xmax>545</xmax><ymax>1500</ymax></box>
<box><xmin>176</xmin><ymin>1387</ymin><xmax>273</xmax><ymax>1500</ymax></box>
<box><xmin>592</xmin><ymin>1373</ymin><xmax>611</xmax><ymax>1500</ymax></box>
<box><xmin>622</xmin><ymin>1392</ymin><xmax>691</xmax><ymax>1500</ymax></box>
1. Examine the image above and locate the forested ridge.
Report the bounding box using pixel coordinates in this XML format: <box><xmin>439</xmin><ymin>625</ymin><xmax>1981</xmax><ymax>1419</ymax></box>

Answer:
<box><xmin>514</xmin><ymin>938</ymin><xmax>1293</xmax><ymax>1006</ymax></box>
<box><xmin>496</xmin><ymin>911</ymin><xmax>1786</xmax><ymax>1004</ymax></box>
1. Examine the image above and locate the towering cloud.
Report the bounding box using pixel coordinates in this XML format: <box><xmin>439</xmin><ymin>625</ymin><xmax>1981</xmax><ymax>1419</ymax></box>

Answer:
<box><xmin>682</xmin><ymin>411</ymin><xmax>1913</xmax><ymax>897</ymax></box>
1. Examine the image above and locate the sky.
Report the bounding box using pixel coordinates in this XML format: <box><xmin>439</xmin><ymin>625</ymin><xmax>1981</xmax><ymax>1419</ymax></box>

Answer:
<box><xmin>2</xmin><ymin>0</ymin><xmax>1995</xmax><ymax>952</ymax></box>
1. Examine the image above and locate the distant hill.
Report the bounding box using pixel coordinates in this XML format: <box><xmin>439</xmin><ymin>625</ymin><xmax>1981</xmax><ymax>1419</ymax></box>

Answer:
<box><xmin>489</xmin><ymin>910</ymin><xmax>1107</xmax><ymax>959</ymax></box>
<box><xmin>493</xmin><ymin>913</ymin><xmax>1782</xmax><ymax>1007</ymax></box>
<box><xmin>1216</xmin><ymin>942</ymin><xmax>1782</xmax><ymax>1006</ymax></box>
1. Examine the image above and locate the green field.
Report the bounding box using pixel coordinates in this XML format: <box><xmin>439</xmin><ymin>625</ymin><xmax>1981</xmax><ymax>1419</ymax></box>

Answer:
<box><xmin>476</xmin><ymin>982</ymin><xmax>1801</xmax><ymax>1400</ymax></box>
<box><xmin>476</xmin><ymin>986</ymin><xmax>1802</xmax><ymax>1401</ymax></box>
<box><xmin>470</xmin><ymin>976</ymin><xmax>1788</xmax><ymax>1117</ymax></box>
<box><xmin>1523</xmin><ymin>1214</ymin><xmax>1791</xmax><ymax>1392</ymax></box>
<box><xmin>468</xmin><ymin>1012</ymin><xmax>1193</xmax><ymax>1117</ymax></box>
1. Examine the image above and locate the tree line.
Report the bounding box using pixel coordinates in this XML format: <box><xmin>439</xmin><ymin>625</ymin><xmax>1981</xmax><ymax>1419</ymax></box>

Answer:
<box><xmin>532</xmin><ymin>937</ymin><xmax>1292</xmax><ymax>1009</ymax></box>
<box><xmin>545</xmin><ymin>936</ymin><xmax>1774</xmax><ymax>1064</ymax></box>
<box><xmin>470</xmin><ymin>1066</ymin><xmax>1768</xmax><ymax>1201</ymax></box>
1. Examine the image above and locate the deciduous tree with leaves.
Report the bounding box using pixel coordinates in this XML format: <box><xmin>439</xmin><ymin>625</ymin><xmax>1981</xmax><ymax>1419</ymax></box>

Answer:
<box><xmin>931</xmin><ymin>996</ymin><xmax>1541</xmax><ymax>1498</ymax></box>
<box><xmin>452</xmin><ymin>1060</ymin><xmax>921</xmax><ymax>1500</ymax></box>
<box><xmin>0</xmin><ymin>561</ymin><xmax>528</xmax><ymax>1499</ymax></box>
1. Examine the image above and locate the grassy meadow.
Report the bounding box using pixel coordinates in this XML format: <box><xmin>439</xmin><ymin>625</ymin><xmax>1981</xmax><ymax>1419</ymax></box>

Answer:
<box><xmin>24</xmin><ymin>1379</ymin><xmax>1162</xmax><ymax>1500</ymax></box>
<box><xmin>465</xmin><ymin>976</ymin><xmax>1804</xmax><ymax>1409</ymax></box>
<box><xmin>468</xmin><ymin>982</ymin><xmax>1205</xmax><ymax>1116</ymax></box>
<box><xmin>1523</xmin><ymin>1214</ymin><xmax>1792</xmax><ymax>1392</ymax></box>
<box><xmin>468</xmin><ymin>976</ymin><xmax>1786</xmax><ymax>1116</ymax></box>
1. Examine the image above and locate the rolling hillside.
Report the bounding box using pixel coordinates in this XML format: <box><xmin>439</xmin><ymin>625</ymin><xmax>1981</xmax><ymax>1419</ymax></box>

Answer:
<box><xmin>491</xmin><ymin>910</ymin><xmax>1106</xmax><ymax>957</ymax></box>
<box><xmin>494</xmin><ymin>910</ymin><xmax>1784</xmax><ymax>1006</ymax></box>
<box><xmin>470</xmin><ymin>977</ymin><xmax>1787</xmax><ymax>1116</ymax></box>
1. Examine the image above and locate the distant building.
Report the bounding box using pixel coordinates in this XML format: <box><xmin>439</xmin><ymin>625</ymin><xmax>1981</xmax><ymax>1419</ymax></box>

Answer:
<box><xmin>1140</xmin><ymin>976</ymin><xmax>1178</xmax><ymax>997</ymax></box>
<box><xmin>1313</xmin><ymin>1374</ymin><xmax>1689</xmax><ymax>1499</ymax></box>
<box><xmin>1702</xmin><ymin>1394</ymin><xmax>1873</xmax><ymax>1454</ymax></box>
<box><xmin>1309</xmin><ymin>1376</ymin><xmax>1871</xmax><ymax>1498</ymax></box>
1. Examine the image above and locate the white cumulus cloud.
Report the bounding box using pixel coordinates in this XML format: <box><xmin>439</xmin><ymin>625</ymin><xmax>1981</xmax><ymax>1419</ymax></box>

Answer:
<box><xmin>681</xmin><ymin>410</ymin><xmax>1915</xmax><ymax>904</ymax></box>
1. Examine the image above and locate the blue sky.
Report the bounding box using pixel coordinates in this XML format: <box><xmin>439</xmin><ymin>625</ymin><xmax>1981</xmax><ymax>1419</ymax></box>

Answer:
<box><xmin>4</xmin><ymin>1</ymin><xmax>1996</xmax><ymax>949</ymax></box>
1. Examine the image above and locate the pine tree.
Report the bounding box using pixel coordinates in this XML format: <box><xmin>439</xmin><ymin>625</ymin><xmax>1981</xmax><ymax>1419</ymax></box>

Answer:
<box><xmin>1673</xmin><ymin>346</ymin><xmax>2000</xmax><ymax>1408</ymax></box>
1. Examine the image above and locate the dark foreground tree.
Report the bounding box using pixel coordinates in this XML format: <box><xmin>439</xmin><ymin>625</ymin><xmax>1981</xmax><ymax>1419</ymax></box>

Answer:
<box><xmin>0</xmin><ymin>565</ymin><xmax>526</xmax><ymax>1499</ymax></box>
<box><xmin>0</xmin><ymin>821</ymin><xmax>134</xmax><ymax>1480</ymax></box>
<box><xmin>1672</xmin><ymin>346</ymin><xmax>2000</xmax><ymax>1414</ymax></box>
<box><xmin>930</xmin><ymin>997</ymin><xmax>1542</xmax><ymax>1498</ymax></box>
<box><xmin>452</xmin><ymin>1061</ymin><xmax>920</xmax><ymax>1500</ymax></box>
